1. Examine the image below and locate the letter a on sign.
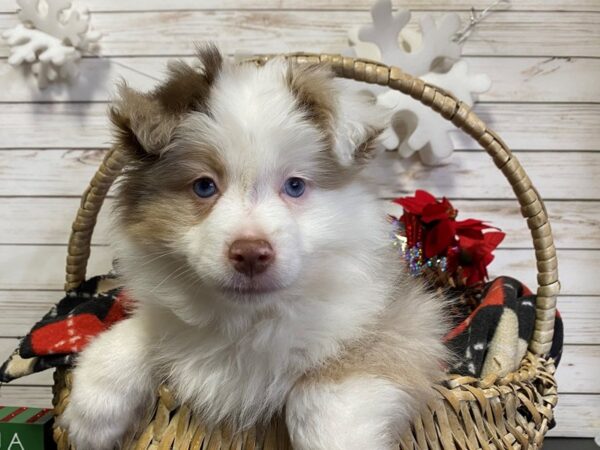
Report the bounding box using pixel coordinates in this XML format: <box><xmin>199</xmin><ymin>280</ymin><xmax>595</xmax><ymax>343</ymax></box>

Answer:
<box><xmin>8</xmin><ymin>433</ymin><xmax>25</xmax><ymax>450</ymax></box>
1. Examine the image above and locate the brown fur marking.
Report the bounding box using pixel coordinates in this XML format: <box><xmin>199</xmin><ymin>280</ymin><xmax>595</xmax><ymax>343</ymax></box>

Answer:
<box><xmin>285</xmin><ymin>62</ymin><xmax>383</xmax><ymax>189</ymax></box>
<box><xmin>110</xmin><ymin>44</ymin><xmax>223</xmax><ymax>155</ymax></box>
<box><xmin>112</xmin><ymin>46</ymin><xmax>226</xmax><ymax>245</ymax></box>
<box><xmin>285</xmin><ymin>62</ymin><xmax>357</xmax><ymax>189</ymax></box>
<box><xmin>286</xmin><ymin>62</ymin><xmax>336</xmax><ymax>146</ymax></box>
<box><xmin>296</xmin><ymin>277</ymin><xmax>449</xmax><ymax>404</ymax></box>
<box><xmin>114</xmin><ymin>144</ymin><xmax>225</xmax><ymax>247</ymax></box>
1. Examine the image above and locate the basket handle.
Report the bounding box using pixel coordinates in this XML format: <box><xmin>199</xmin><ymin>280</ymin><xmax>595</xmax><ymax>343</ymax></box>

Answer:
<box><xmin>65</xmin><ymin>53</ymin><xmax>559</xmax><ymax>356</ymax></box>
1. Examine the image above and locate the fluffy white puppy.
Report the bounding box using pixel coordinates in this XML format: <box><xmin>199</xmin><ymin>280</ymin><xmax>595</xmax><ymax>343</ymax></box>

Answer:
<box><xmin>61</xmin><ymin>46</ymin><xmax>449</xmax><ymax>450</ymax></box>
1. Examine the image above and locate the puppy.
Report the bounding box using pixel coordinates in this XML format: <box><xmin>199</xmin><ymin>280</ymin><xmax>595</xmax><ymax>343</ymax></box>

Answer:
<box><xmin>61</xmin><ymin>46</ymin><xmax>449</xmax><ymax>450</ymax></box>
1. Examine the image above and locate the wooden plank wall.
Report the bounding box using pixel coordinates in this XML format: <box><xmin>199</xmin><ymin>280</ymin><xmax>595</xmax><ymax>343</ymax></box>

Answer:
<box><xmin>0</xmin><ymin>0</ymin><xmax>599</xmax><ymax>438</ymax></box>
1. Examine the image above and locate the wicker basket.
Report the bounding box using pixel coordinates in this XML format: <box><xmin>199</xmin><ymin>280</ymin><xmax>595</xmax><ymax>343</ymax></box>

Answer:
<box><xmin>52</xmin><ymin>54</ymin><xmax>560</xmax><ymax>450</ymax></box>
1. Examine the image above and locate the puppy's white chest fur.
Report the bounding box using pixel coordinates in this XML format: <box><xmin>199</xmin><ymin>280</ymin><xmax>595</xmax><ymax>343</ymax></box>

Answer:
<box><xmin>140</xmin><ymin>266</ymin><xmax>388</xmax><ymax>429</ymax></box>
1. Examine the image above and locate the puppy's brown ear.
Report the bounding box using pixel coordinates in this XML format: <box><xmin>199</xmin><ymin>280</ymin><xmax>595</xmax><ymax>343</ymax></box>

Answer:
<box><xmin>286</xmin><ymin>61</ymin><xmax>337</xmax><ymax>140</ymax></box>
<box><xmin>285</xmin><ymin>60</ymin><xmax>387</xmax><ymax>167</ymax></box>
<box><xmin>110</xmin><ymin>44</ymin><xmax>223</xmax><ymax>156</ymax></box>
<box><xmin>333</xmin><ymin>88</ymin><xmax>388</xmax><ymax>167</ymax></box>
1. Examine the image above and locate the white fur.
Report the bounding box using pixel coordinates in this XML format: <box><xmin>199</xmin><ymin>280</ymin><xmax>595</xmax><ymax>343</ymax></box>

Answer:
<box><xmin>59</xmin><ymin>317</ymin><xmax>154</xmax><ymax>450</ymax></box>
<box><xmin>286</xmin><ymin>377</ymin><xmax>414</xmax><ymax>450</ymax></box>
<box><xmin>61</xmin><ymin>57</ymin><xmax>445</xmax><ymax>450</ymax></box>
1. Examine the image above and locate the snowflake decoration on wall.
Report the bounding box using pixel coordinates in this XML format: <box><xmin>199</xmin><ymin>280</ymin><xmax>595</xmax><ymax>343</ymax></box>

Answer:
<box><xmin>2</xmin><ymin>0</ymin><xmax>101</xmax><ymax>89</ymax></box>
<box><xmin>346</xmin><ymin>0</ymin><xmax>491</xmax><ymax>165</ymax></box>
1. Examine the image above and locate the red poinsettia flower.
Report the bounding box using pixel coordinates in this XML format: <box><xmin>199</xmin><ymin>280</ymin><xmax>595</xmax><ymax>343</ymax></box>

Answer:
<box><xmin>455</xmin><ymin>231</ymin><xmax>506</xmax><ymax>285</ymax></box>
<box><xmin>393</xmin><ymin>189</ymin><xmax>506</xmax><ymax>286</ymax></box>
<box><xmin>395</xmin><ymin>190</ymin><xmax>459</xmax><ymax>258</ymax></box>
<box><xmin>393</xmin><ymin>189</ymin><xmax>437</xmax><ymax>215</ymax></box>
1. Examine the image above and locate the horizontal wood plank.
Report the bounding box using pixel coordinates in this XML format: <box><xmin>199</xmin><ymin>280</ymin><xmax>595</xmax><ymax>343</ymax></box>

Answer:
<box><xmin>1</xmin><ymin>149</ymin><xmax>598</xmax><ymax>200</ymax></box>
<box><xmin>559</xmin><ymin>297</ymin><xmax>600</xmax><ymax>345</ymax></box>
<box><xmin>0</xmin><ymin>11</ymin><xmax>598</xmax><ymax>58</ymax></box>
<box><xmin>0</xmin><ymin>290</ymin><xmax>59</xmax><ymax>338</ymax></box>
<box><xmin>0</xmin><ymin>0</ymin><xmax>596</xmax><ymax>12</ymax></box>
<box><xmin>0</xmin><ymin>385</ymin><xmax>53</xmax><ymax>408</ymax></box>
<box><xmin>1</xmin><ymin>198</ymin><xmax>598</xmax><ymax>250</ymax></box>
<box><xmin>490</xmin><ymin>249</ymin><xmax>598</xmax><ymax>296</ymax></box>
<box><xmin>547</xmin><ymin>393</ymin><xmax>600</xmax><ymax>438</ymax></box>
<box><xmin>2</xmin><ymin>103</ymin><xmax>598</xmax><ymax>151</ymax></box>
<box><xmin>0</xmin><ymin>245</ymin><xmax>596</xmax><ymax>294</ymax></box>
<box><xmin>2</xmin><ymin>56</ymin><xmax>599</xmax><ymax>104</ymax></box>
<box><xmin>0</xmin><ymin>0</ymin><xmax>598</xmax><ymax>12</ymax></box>
<box><xmin>555</xmin><ymin>345</ymin><xmax>600</xmax><ymax>394</ymax></box>
<box><xmin>0</xmin><ymin>197</ymin><xmax>112</xmax><ymax>245</ymax></box>
<box><xmin>0</xmin><ymin>245</ymin><xmax>113</xmax><ymax>291</ymax></box>
<box><xmin>372</xmin><ymin>151</ymin><xmax>600</xmax><ymax>200</ymax></box>
<box><xmin>0</xmin><ymin>149</ymin><xmax>104</xmax><ymax>196</ymax></box>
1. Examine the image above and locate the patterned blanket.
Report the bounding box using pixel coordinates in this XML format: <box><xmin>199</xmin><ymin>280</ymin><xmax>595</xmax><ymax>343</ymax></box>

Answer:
<box><xmin>0</xmin><ymin>275</ymin><xmax>563</xmax><ymax>383</ymax></box>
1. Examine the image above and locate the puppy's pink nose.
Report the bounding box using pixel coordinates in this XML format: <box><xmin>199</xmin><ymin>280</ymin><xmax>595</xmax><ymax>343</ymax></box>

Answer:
<box><xmin>228</xmin><ymin>239</ymin><xmax>274</xmax><ymax>276</ymax></box>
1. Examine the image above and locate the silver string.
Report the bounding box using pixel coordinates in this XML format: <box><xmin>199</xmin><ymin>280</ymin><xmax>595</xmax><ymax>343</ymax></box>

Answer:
<box><xmin>453</xmin><ymin>0</ymin><xmax>511</xmax><ymax>44</ymax></box>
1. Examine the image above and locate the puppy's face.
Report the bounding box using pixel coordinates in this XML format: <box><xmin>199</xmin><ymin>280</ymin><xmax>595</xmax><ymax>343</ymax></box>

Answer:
<box><xmin>112</xmin><ymin>48</ymin><xmax>387</xmax><ymax>306</ymax></box>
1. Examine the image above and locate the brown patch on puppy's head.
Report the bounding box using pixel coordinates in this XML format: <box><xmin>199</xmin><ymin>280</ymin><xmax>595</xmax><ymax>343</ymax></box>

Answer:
<box><xmin>286</xmin><ymin>62</ymin><xmax>337</xmax><ymax>147</ymax></box>
<box><xmin>285</xmin><ymin>61</ymin><xmax>383</xmax><ymax>188</ymax></box>
<box><xmin>110</xmin><ymin>44</ymin><xmax>223</xmax><ymax>156</ymax></box>
<box><xmin>111</xmin><ymin>45</ymin><xmax>224</xmax><ymax>246</ymax></box>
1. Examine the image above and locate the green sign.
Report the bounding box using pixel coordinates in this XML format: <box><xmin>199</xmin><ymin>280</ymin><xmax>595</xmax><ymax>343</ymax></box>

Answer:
<box><xmin>0</xmin><ymin>407</ymin><xmax>54</xmax><ymax>450</ymax></box>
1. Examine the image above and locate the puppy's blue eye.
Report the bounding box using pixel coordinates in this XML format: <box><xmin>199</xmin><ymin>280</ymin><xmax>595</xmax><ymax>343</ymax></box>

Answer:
<box><xmin>283</xmin><ymin>177</ymin><xmax>306</xmax><ymax>198</ymax></box>
<box><xmin>193</xmin><ymin>177</ymin><xmax>218</xmax><ymax>198</ymax></box>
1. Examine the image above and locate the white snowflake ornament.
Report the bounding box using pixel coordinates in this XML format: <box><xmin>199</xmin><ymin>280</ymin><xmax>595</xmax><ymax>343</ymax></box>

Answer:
<box><xmin>347</xmin><ymin>0</ymin><xmax>491</xmax><ymax>165</ymax></box>
<box><xmin>379</xmin><ymin>61</ymin><xmax>491</xmax><ymax>164</ymax></box>
<box><xmin>356</xmin><ymin>0</ymin><xmax>461</xmax><ymax>76</ymax></box>
<box><xmin>2</xmin><ymin>0</ymin><xmax>101</xmax><ymax>89</ymax></box>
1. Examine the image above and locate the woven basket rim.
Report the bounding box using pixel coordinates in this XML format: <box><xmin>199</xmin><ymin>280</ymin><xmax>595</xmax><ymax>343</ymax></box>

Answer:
<box><xmin>64</xmin><ymin>53</ymin><xmax>559</xmax><ymax>355</ymax></box>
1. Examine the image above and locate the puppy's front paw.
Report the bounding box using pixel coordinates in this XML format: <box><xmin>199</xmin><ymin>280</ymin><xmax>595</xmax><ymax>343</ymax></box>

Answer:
<box><xmin>60</xmin><ymin>390</ymin><xmax>132</xmax><ymax>450</ymax></box>
<box><xmin>286</xmin><ymin>377</ymin><xmax>415</xmax><ymax>450</ymax></box>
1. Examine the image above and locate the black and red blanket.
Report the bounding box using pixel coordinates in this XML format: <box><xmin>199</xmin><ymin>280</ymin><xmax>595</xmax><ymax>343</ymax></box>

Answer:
<box><xmin>0</xmin><ymin>275</ymin><xmax>562</xmax><ymax>383</ymax></box>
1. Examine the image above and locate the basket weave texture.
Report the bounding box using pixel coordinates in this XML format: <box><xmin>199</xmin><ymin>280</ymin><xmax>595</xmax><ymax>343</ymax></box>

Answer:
<box><xmin>53</xmin><ymin>54</ymin><xmax>560</xmax><ymax>449</ymax></box>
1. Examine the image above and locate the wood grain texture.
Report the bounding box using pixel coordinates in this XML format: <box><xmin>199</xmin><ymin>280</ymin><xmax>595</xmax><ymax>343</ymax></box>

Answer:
<box><xmin>556</xmin><ymin>346</ymin><xmax>600</xmax><ymax>394</ymax></box>
<box><xmin>0</xmin><ymin>197</ymin><xmax>112</xmax><ymax>245</ymax></box>
<box><xmin>0</xmin><ymin>245</ymin><xmax>113</xmax><ymax>290</ymax></box>
<box><xmin>490</xmin><ymin>250</ymin><xmax>597</xmax><ymax>296</ymax></box>
<box><xmin>0</xmin><ymin>290</ymin><xmax>59</xmax><ymax>338</ymax></box>
<box><xmin>2</xmin><ymin>56</ymin><xmax>599</xmax><ymax>104</ymax></box>
<box><xmin>0</xmin><ymin>245</ymin><xmax>596</xmax><ymax>294</ymax></box>
<box><xmin>0</xmin><ymin>0</ymin><xmax>597</xmax><ymax>12</ymax></box>
<box><xmin>387</xmin><ymin>200</ymin><xmax>600</xmax><ymax>250</ymax></box>
<box><xmin>1</xmin><ymin>198</ymin><xmax>598</xmax><ymax>249</ymax></box>
<box><xmin>0</xmin><ymin>11</ymin><xmax>599</xmax><ymax>58</ymax></box>
<box><xmin>547</xmin><ymin>394</ymin><xmax>600</xmax><ymax>438</ymax></box>
<box><xmin>1</xmin><ymin>149</ymin><xmax>598</xmax><ymax>200</ymax></box>
<box><xmin>0</xmin><ymin>0</ymin><xmax>597</xmax><ymax>437</ymax></box>
<box><xmin>0</xmin><ymin>385</ymin><xmax>53</xmax><ymax>408</ymax></box>
<box><xmin>2</xmin><ymin>103</ymin><xmax>598</xmax><ymax>150</ymax></box>
<box><xmin>559</xmin><ymin>297</ymin><xmax>600</xmax><ymax>345</ymax></box>
<box><xmin>0</xmin><ymin>149</ymin><xmax>597</xmax><ymax>200</ymax></box>
<box><xmin>372</xmin><ymin>151</ymin><xmax>600</xmax><ymax>200</ymax></box>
